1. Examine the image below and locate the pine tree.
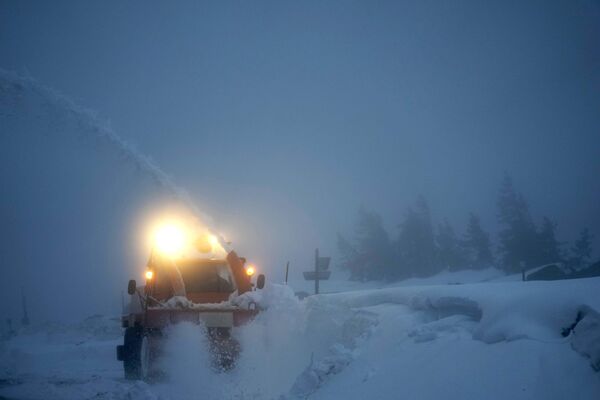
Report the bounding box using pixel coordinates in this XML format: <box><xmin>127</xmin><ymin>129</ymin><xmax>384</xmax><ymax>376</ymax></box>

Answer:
<box><xmin>397</xmin><ymin>196</ymin><xmax>439</xmax><ymax>277</ymax></box>
<box><xmin>355</xmin><ymin>205</ymin><xmax>395</xmax><ymax>280</ymax></box>
<box><xmin>397</xmin><ymin>207</ymin><xmax>418</xmax><ymax>278</ymax></box>
<box><xmin>336</xmin><ymin>233</ymin><xmax>361</xmax><ymax>280</ymax></box>
<box><xmin>462</xmin><ymin>213</ymin><xmax>494</xmax><ymax>269</ymax></box>
<box><xmin>536</xmin><ymin>217</ymin><xmax>563</xmax><ymax>265</ymax></box>
<box><xmin>336</xmin><ymin>206</ymin><xmax>396</xmax><ymax>281</ymax></box>
<box><xmin>570</xmin><ymin>228</ymin><xmax>593</xmax><ymax>270</ymax></box>
<box><xmin>436</xmin><ymin>219</ymin><xmax>467</xmax><ymax>271</ymax></box>
<box><xmin>497</xmin><ymin>173</ymin><xmax>538</xmax><ymax>272</ymax></box>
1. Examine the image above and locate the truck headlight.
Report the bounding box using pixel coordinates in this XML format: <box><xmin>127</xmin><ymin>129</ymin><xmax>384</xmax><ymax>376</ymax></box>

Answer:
<box><xmin>154</xmin><ymin>223</ymin><xmax>186</xmax><ymax>258</ymax></box>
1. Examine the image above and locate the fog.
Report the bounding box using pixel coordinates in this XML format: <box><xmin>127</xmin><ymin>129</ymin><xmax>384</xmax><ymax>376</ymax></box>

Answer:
<box><xmin>1</xmin><ymin>0</ymin><xmax>599</xmax><ymax>322</ymax></box>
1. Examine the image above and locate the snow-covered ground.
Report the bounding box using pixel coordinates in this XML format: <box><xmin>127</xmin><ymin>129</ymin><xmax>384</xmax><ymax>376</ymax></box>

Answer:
<box><xmin>1</xmin><ymin>272</ymin><xmax>599</xmax><ymax>400</ymax></box>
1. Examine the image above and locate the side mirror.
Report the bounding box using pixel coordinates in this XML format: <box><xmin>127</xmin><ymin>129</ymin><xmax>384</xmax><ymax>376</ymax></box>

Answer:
<box><xmin>127</xmin><ymin>279</ymin><xmax>137</xmax><ymax>295</ymax></box>
<box><xmin>256</xmin><ymin>274</ymin><xmax>266</xmax><ymax>290</ymax></box>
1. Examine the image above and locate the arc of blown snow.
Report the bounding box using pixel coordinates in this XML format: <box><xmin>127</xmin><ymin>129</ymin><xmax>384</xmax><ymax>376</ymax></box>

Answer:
<box><xmin>1</xmin><ymin>69</ymin><xmax>227</xmax><ymax>248</ymax></box>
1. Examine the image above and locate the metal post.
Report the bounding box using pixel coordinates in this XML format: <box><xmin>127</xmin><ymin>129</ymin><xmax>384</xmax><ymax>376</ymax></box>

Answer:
<box><xmin>285</xmin><ymin>261</ymin><xmax>290</xmax><ymax>285</ymax></box>
<box><xmin>6</xmin><ymin>318</ymin><xmax>14</xmax><ymax>338</ymax></box>
<box><xmin>315</xmin><ymin>248</ymin><xmax>319</xmax><ymax>295</ymax></box>
<box><xmin>21</xmin><ymin>287</ymin><xmax>29</xmax><ymax>326</ymax></box>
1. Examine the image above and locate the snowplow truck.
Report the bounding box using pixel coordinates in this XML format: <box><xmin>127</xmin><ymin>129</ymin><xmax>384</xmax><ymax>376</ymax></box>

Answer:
<box><xmin>116</xmin><ymin>249</ymin><xmax>265</xmax><ymax>381</ymax></box>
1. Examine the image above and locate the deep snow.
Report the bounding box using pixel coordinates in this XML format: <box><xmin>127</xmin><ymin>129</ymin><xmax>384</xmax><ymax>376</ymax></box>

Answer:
<box><xmin>1</xmin><ymin>274</ymin><xmax>599</xmax><ymax>400</ymax></box>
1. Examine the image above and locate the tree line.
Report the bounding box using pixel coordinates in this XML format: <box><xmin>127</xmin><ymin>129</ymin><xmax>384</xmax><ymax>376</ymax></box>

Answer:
<box><xmin>337</xmin><ymin>173</ymin><xmax>594</xmax><ymax>281</ymax></box>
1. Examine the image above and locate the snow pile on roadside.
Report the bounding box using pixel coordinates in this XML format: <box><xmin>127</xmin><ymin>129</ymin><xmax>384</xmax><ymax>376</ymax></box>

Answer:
<box><xmin>328</xmin><ymin>277</ymin><xmax>600</xmax><ymax>345</ymax></box>
<box><xmin>288</xmin><ymin>344</ymin><xmax>354</xmax><ymax>398</ymax></box>
<box><xmin>305</xmin><ymin>278</ymin><xmax>600</xmax><ymax>400</ymax></box>
<box><xmin>571</xmin><ymin>306</ymin><xmax>600</xmax><ymax>371</ymax></box>
<box><xmin>324</xmin><ymin>276</ymin><xmax>600</xmax><ymax>378</ymax></box>
<box><xmin>280</xmin><ymin>294</ymin><xmax>377</xmax><ymax>398</ymax></box>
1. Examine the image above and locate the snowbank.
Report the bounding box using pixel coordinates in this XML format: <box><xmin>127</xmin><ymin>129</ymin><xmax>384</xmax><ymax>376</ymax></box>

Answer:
<box><xmin>305</xmin><ymin>278</ymin><xmax>600</xmax><ymax>400</ymax></box>
<box><xmin>326</xmin><ymin>277</ymin><xmax>600</xmax><ymax>343</ymax></box>
<box><xmin>571</xmin><ymin>306</ymin><xmax>600</xmax><ymax>371</ymax></box>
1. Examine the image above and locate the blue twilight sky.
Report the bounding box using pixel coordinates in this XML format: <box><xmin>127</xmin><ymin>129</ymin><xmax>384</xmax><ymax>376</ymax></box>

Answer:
<box><xmin>1</xmin><ymin>0</ymin><xmax>600</xmax><ymax>285</ymax></box>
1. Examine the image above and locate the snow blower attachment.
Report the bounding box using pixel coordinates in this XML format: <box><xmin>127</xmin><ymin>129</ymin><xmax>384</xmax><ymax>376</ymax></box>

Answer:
<box><xmin>116</xmin><ymin>225</ymin><xmax>266</xmax><ymax>381</ymax></box>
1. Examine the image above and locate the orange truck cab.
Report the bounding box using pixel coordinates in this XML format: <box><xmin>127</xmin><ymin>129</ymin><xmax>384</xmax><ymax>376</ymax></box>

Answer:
<box><xmin>116</xmin><ymin>249</ymin><xmax>265</xmax><ymax>380</ymax></box>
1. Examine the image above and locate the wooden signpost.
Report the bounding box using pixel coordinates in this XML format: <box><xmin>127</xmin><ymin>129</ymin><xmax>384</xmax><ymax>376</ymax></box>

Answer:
<box><xmin>302</xmin><ymin>248</ymin><xmax>331</xmax><ymax>294</ymax></box>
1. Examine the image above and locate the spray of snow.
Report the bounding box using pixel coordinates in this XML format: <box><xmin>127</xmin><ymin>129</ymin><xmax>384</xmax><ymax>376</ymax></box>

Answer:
<box><xmin>0</xmin><ymin>69</ymin><xmax>218</xmax><ymax>231</ymax></box>
<box><xmin>1</xmin><ymin>69</ymin><xmax>233</xmax><ymax>321</ymax></box>
<box><xmin>153</xmin><ymin>285</ymin><xmax>309</xmax><ymax>399</ymax></box>
<box><xmin>152</xmin><ymin>284</ymin><xmax>376</xmax><ymax>400</ymax></box>
<box><xmin>230</xmin><ymin>284</ymin><xmax>310</xmax><ymax>399</ymax></box>
<box><xmin>157</xmin><ymin>322</ymin><xmax>219</xmax><ymax>400</ymax></box>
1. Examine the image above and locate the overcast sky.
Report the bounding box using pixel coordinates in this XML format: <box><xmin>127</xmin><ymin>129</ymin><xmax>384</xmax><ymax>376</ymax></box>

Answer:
<box><xmin>2</xmin><ymin>0</ymin><xmax>600</xmax><ymax>286</ymax></box>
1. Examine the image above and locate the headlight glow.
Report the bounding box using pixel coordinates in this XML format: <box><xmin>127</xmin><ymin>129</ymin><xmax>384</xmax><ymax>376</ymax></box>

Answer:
<box><xmin>154</xmin><ymin>223</ymin><xmax>186</xmax><ymax>258</ymax></box>
<box><xmin>246</xmin><ymin>265</ymin><xmax>256</xmax><ymax>276</ymax></box>
<box><xmin>208</xmin><ymin>234</ymin><xmax>219</xmax><ymax>246</ymax></box>
<box><xmin>145</xmin><ymin>270</ymin><xmax>154</xmax><ymax>280</ymax></box>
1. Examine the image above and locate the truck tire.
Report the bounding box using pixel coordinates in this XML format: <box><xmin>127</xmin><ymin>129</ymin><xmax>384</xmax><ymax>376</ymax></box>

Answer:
<box><xmin>209</xmin><ymin>327</ymin><xmax>240</xmax><ymax>371</ymax></box>
<box><xmin>123</xmin><ymin>326</ymin><xmax>143</xmax><ymax>380</ymax></box>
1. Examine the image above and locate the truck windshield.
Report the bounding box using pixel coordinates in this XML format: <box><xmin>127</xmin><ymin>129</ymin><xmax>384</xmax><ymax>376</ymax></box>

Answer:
<box><xmin>177</xmin><ymin>259</ymin><xmax>235</xmax><ymax>293</ymax></box>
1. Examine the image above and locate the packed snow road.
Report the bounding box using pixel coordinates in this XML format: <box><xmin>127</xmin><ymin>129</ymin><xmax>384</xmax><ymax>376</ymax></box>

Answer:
<box><xmin>1</xmin><ymin>278</ymin><xmax>599</xmax><ymax>400</ymax></box>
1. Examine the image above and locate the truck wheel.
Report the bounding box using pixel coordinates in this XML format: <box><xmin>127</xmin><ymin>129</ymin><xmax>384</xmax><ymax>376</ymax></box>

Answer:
<box><xmin>123</xmin><ymin>326</ymin><xmax>143</xmax><ymax>380</ymax></box>
<box><xmin>209</xmin><ymin>328</ymin><xmax>240</xmax><ymax>371</ymax></box>
<box><xmin>140</xmin><ymin>335</ymin><xmax>152</xmax><ymax>380</ymax></box>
